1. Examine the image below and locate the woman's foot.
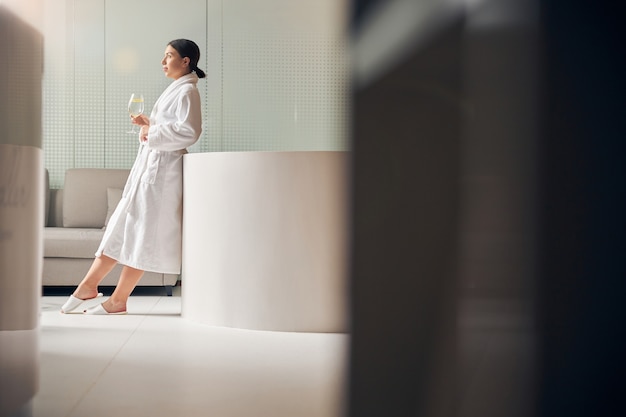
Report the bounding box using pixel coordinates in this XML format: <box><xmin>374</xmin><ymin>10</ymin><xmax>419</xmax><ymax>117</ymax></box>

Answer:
<box><xmin>60</xmin><ymin>292</ymin><xmax>103</xmax><ymax>313</ymax></box>
<box><xmin>83</xmin><ymin>300</ymin><xmax>127</xmax><ymax>315</ymax></box>
<box><xmin>72</xmin><ymin>285</ymin><xmax>100</xmax><ymax>301</ymax></box>
<box><xmin>100</xmin><ymin>299</ymin><xmax>127</xmax><ymax>314</ymax></box>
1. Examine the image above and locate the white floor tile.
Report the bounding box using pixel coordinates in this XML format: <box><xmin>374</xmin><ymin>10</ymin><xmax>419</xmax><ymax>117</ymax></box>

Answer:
<box><xmin>33</xmin><ymin>292</ymin><xmax>348</xmax><ymax>417</ymax></box>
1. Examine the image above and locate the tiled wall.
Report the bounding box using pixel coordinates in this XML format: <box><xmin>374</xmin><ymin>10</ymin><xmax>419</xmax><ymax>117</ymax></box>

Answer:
<box><xmin>43</xmin><ymin>0</ymin><xmax>349</xmax><ymax>188</ymax></box>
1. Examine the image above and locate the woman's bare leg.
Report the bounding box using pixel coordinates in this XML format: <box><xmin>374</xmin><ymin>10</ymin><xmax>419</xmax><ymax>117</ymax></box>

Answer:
<box><xmin>73</xmin><ymin>255</ymin><xmax>118</xmax><ymax>299</ymax></box>
<box><xmin>101</xmin><ymin>265</ymin><xmax>144</xmax><ymax>313</ymax></box>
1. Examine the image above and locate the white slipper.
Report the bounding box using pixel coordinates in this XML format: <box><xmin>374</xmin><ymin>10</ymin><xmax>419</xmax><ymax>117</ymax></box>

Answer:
<box><xmin>60</xmin><ymin>293</ymin><xmax>104</xmax><ymax>313</ymax></box>
<box><xmin>83</xmin><ymin>303</ymin><xmax>127</xmax><ymax>315</ymax></box>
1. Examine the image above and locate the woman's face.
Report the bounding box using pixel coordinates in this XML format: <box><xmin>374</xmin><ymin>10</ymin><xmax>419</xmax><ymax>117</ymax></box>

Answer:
<box><xmin>161</xmin><ymin>45</ymin><xmax>189</xmax><ymax>80</ymax></box>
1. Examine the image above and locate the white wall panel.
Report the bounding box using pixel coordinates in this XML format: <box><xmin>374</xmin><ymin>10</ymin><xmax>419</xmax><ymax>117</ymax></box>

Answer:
<box><xmin>205</xmin><ymin>0</ymin><xmax>223</xmax><ymax>151</ymax></box>
<box><xmin>42</xmin><ymin>0</ymin><xmax>74</xmax><ymax>187</ymax></box>
<box><xmin>42</xmin><ymin>0</ymin><xmax>348</xmax><ymax>187</ymax></box>
<box><xmin>221</xmin><ymin>0</ymin><xmax>349</xmax><ymax>151</ymax></box>
<box><xmin>74</xmin><ymin>0</ymin><xmax>105</xmax><ymax>168</ymax></box>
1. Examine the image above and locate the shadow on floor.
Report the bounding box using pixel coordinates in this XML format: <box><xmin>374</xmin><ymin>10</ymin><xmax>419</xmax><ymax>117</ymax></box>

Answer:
<box><xmin>42</xmin><ymin>283</ymin><xmax>180</xmax><ymax>297</ymax></box>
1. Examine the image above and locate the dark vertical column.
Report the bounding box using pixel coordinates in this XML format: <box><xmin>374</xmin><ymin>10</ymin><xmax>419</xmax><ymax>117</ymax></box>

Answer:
<box><xmin>455</xmin><ymin>5</ymin><xmax>541</xmax><ymax>416</ymax></box>
<box><xmin>348</xmin><ymin>16</ymin><xmax>465</xmax><ymax>417</ymax></box>
<box><xmin>348</xmin><ymin>1</ymin><xmax>543</xmax><ymax>416</ymax></box>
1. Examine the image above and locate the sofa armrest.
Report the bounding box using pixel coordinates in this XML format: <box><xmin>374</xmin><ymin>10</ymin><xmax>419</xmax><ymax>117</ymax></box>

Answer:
<box><xmin>47</xmin><ymin>189</ymin><xmax>63</xmax><ymax>227</ymax></box>
<box><xmin>44</xmin><ymin>168</ymin><xmax>50</xmax><ymax>226</ymax></box>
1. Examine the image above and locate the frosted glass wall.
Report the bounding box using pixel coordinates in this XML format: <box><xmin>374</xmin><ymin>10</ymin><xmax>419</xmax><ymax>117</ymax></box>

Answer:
<box><xmin>43</xmin><ymin>0</ymin><xmax>349</xmax><ymax>188</ymax></box>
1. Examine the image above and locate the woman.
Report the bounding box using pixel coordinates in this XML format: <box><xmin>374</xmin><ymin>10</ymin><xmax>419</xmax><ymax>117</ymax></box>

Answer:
<box><xmin>60</xmin><ymin>39</ymin><xmax>205</xmax><ymax>315</ymax></box>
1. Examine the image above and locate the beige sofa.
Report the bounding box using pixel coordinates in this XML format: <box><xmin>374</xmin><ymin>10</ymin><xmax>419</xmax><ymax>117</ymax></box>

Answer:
<box><xmin>44</xmin><ymin>168</ymin><xmax>178</xmax><ymax>295</ymax></box>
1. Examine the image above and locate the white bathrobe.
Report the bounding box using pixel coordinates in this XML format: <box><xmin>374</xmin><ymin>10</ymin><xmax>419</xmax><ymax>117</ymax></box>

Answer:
<box><xmin>96</xmin><ymin>73</ymin><xmax>202</xmax><ymax>274</ymax></box>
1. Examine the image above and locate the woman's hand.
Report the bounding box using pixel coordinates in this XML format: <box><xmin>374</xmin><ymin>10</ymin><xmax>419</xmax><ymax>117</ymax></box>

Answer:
<box><xmin>131</xmin><ymin>114</ymin><xmax>150</xmax><ymax>126</ymax></box>
<box><xmin>139</xmin><ymin>125</ymin><xmax>149</xmax><ymax>142</ymax></box>
<box><xmin>131</xmin><ymin>115</ymin><xmax>150</xmax><ymax>142</ymax></box>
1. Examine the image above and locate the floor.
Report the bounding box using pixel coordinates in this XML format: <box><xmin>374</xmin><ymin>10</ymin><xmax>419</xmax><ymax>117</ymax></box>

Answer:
<box><xmin>32</xmin><ymin>286</ymin><xmax>348</xmax><ymax>417</ymax></box>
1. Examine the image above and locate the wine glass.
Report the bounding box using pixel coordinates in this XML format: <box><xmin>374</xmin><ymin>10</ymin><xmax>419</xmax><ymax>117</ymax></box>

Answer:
<box><xmin>127</xmin><ymin>93</ymin><xmax>144</xmax><ymax>134</ymax></box>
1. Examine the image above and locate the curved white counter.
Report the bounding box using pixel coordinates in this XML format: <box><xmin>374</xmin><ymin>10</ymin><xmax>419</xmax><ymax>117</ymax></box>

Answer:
<box><xmin>181</xmin><ymin>151</ymin><xmax>348</xmax><ymax>333</ymax></box>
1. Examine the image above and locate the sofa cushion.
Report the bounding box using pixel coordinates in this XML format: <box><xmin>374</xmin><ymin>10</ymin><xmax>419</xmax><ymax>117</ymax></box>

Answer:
<box><xmin>44</xmin><ymin>169</ymin><xmax>50</xmax><ymax>226</ymax></box>
<box><xmin>62</xmin><ymin>168</ymin><xmax>129</xmax><ymax>228</ymax></box>
<box><xmin>44</xmin><ymin>227</ymin><xmax>105</xmax><ymax>259</ymax></box>
<box><xmin>104</xmin><ymin>187</ymin><xmax>123</xmax><ymax>228</ymax></box>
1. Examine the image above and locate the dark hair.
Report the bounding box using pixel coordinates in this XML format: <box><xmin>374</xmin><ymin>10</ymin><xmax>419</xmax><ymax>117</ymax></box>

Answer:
<box><xmin>168</xmin><ymin>39</ymin><xmax>206</xmax><ymax>79</ymax></box>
